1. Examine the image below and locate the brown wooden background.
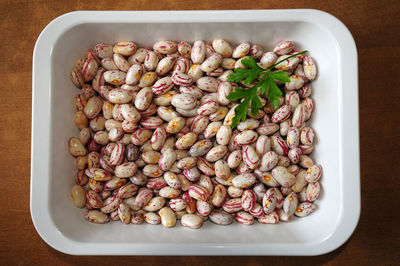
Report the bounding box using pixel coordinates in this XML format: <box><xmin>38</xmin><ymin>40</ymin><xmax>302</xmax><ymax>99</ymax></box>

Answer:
<box><xmin>0</xmin><ymin>0</ymin><xmax>399</xmax><ymax>265</ymax></box>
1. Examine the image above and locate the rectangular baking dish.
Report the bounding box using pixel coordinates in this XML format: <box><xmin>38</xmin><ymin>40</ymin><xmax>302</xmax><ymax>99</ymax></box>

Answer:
<box><xmin>31</xmin><ymin>9</ymin><xmax>360</xmax><ymax>255</ymax></box>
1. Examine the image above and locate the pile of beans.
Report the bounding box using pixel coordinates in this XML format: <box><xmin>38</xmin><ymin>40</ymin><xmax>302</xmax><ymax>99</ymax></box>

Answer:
<box><xmin>68</xmin><ymin>39</ymin><xmax>321</xmax><ymax>228</ymax></box>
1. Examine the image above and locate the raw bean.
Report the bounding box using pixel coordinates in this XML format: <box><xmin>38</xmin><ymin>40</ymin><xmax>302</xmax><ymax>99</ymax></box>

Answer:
<box><xmin>298</xmin><ymin>84</ymin><xmax>312</xmax><ymax>98</ymax></box>
<box><xmin>197</xmin><ymin>101</ymin><xmax>219</xmax><ymax>116</ymax></box>
<box><xmin>249</xmin><ymin>203</ymin><xmax>264</xmax><ymax>217</ymax></box>
<box><xmin>221</xmin><ymin>58</ymin><xmax>236</xmax><ymax>69</ymax></box>
<box><xmin>171</xmin><ymin>93</ymin><xmax>197</xmax><ymax>110</ymax></box>
<box><xmin>300</xmin><ymin>155</ymin><xmax>314</xmax><ymax>168</ymax></box>
<box><xmin>129</xmin><ymin>171</ymin><xmax>148</xmax><ymax>186</ymax></box>
<box><xmin>237</xmin><ymin>119</ymin><xmax>260</xmax><ymax>131</ymax></box>
<box><xmin>71</xmin><ymin>185</ymin><xmax>86</xmax><ymax>208</ymax></box>
<box><xmin>300</xmin><ymin>127</ymin><xmax>315</xmax><ymax>145</ymax></box>
<box><xmin>241</xmin><ymin>189</ymin><xmax>256</xmax><ymax>211</ymax></box>
<box><xmin>117</xmin><ymin>203</ymin><xmax>131</xmax><ymax>224</ymax></box>
<box><xmin>235</xmin><ymin>211</ymin><xmax>254</xmax><ymax>225</ymax></box>
<box><xmin>288</xmin><ymin>148</ymin><xmax>302</xmax><ymax>164</ymax></box>
<box><xmin>85</xmin><ymin>210</ymin><xmax>109</xmax><ymax>224</ymax></box>
<box><xmin>211</xmin><ymin>184</ymin><xmax>227</xmax><ymax>207</ymax></box>
<box><xmin>263</xmin><ymin>188</ymin><xmax>278</xmax><ymax>214</ymax></box>
<box><xmin>222</xmin><ymin>198</ymin><xmax>243</xmax><ymax>213</ymax></box>
<box><xmin>144</xmin><ymin>51</ymin><xmax>159</xmax><ymax>71</ymax></box>
<box><xmin>159</xmin><ymin>206</ymin><xmax>177</xmax><ymax>227</ymax></box>
<box><xmin>178</xmin><ymin>41</ymin><xmax>192</xmax><ymax>58</ymax></box>
<box><xmin>187</xmin><ymin>64</ymin><xmax>203</xmax><ymax>82</ymax></box>
<box><xmin>280</xmin><ymin>119</ymin><xmax>292</xmax><ymax>136</ymax></box>
<box><xmin>181</xmin><ymin>214</ymin><xmax>203</xmax><ymax>229</ymax></box>
<box><xmin>139</xmin><ymin>72</ymin><xmax>158</xmax><ymax>88</ymax></box>
<box><xmin>85</xmin><ymin>168</ymin><xmax>111</xmax><ymax>182</ymax></box>
<box><xmin>275</xmin><ymin>55</ymin><xmax>301</xmax><ymax>71</ymax></box>
<box><xmin>303</xmin><ymin>56</ymin><xmax>317</xmax><ymax>80</ymax></box>
<box><xmin>101</xmin><ymin>58</ymin><xmax>118</xmax><ymax>70</ymax></box>
<box><xmin>216</xmin><ymin>125</ymin><xmax>232</xmax><ymax>146</ymax></box>
<box><xmin>159</xmin><ymin>186</ymin><xmax>181</xmax><ymax>199</ymax></box>
<box><xmin>196</xmin><ymin>200</ymin><xmax>212</xmax><ymax>216</ymax></box>
<box><xmin>176</xmin><ymin>132</ymin><xmax>197</xmax><ymax>149</ymax></box>
<box><xmin>74</xmin><ymin>111</ymin><xmax>88</xmax><ymax>130</ymax></box>
<box><xmin>143</xmin><ymin>197</ymin><xmax>166</xmax><ymax>212</ymax></box>
<box><xmin>156</xmin><ymin>56</ymin><xmax>176</xmax><ymax>76</ymax></box>
<box><xmin>84</xmin><ymin>96</ymin><xmax>102</xmax><ymax>119</ymax></box>
<box><xmin>259</xmin><ymin>52</ymin><xmax>278</xmax><ymax>69</ymax></box>
<box><xmin>256</xmin><ymin>135</ymin><xmax>270</xmax><ymax>156</ymax></box>
<box><xmin>118</xmin><ymin>183</ymin><xmax>138</xmax><ymax>199</ymax></box>
<box><xmin>198</xmin><ymin>175</ymin><xmax>214</xmax><ymax>195</ymax></box>
<box><xmin>227</xmin><ymin>150</ymin><xmax>242</xmax><ymax>169</ymax></box>
<box><xmin>169</xmin><ymin>198</ymin><xmax>187</xmax><ymax>212</ymax></box>
<box><xmin>286</xmin><ymin>75</ymin><xmax>305</xmax><ymax>91</ymax></box>
<box><xmin>279</xmin><ymin>209</ymin><xmax>294</xmax><ymax>222</ymax></box>
<box><xmin>232</xmin><ymin>173</ymin><xmax>256</xmax><ymax>189</ymax></box>
<box><xmin>113</xmin><ymin>41</ymin><xmax>137</xmax><ymax>56</ymax></box>
<box><xmin>242</xmin><ymin>145</ymin><xmax>259</xmax><ymax>169</ymax></box>
<box><xmin>292</xmin><ymin>103</ymin><xmax>306</xmax><ymax>128</ymax></box>
<box><xmin>177</xmin><ymin>157</ymin><xmax>198</xmax><ymax>170</ymax></box>
<box><xmin>259</xmin><ymin>151</ymin><xmax>278</xmax><ymax>171</ymax></box>
<box><xmin>305</xmin><ymin>164</ymin><xmax>322</xmax><ymax>183</ymax></box>
<box><xmin>188</xmin><ymin>184</ymin><xmax>210</xmax><ymax>201</ymax></box>
<box><xmin>249</xmin><ymin>44</ymin><xmax>263</xmax><ymax>60</ymax></box>
<box><xmin>143</xmin><ymin>164</ymin><xmax>164</xmax><ymax>178</ymax></box>
<box><xmin>254</xmin><ymin>169</ymin><xmax>279</xmax><ymax>188</ymax></box>
<box><xmin>115</xmin><ymin>162</ymin><xmax>137</xmax><ymax>178</ymax></box>
<box><xmin>209</xmin><ymin>107</ymin><xmax>228</xmax><ymax>122</ymax></box>
<box><xmin>235</xmin><ymin>130</ymin><xmax>258</xmax><ymax>145</ymax></box>
<box><xmin>131</xmin><ymin>128</ymin><xmax>152</xmax><ymax>146</ymax></box>
<box><xmin>190</xmin><ymin>115</ymin><xmax>209</xmax><ymax>134</ymax></box>
<box><xmin>183</xmin><ymin>167</ymin><xmax>200</xmax><ymax>182</ymax></box>
<box><xmin>283</xmin><ymin>192</ymin><xmax>298</xmax><ymax>216</ymax></box>
<box><xmin>134</xmin><ymin>187</ymin><xmax>153</xmax><ymax>208</ymax></box>
<box><xmin>212</xmin><ymin>39</ymin><xmax>232</xmax><ymax>58</ymax></box>
<box><xmin>227</xmin><ymin>185</ymin><xmax>244</xmax><ymax>198</ymax></box>
<box><xmin>288</xmin><ymin>165</ymin><xmax>301</xmax><ymax>175</ymax></box>
<box><xmin>271</xmin><ymin>105</ymin><xmax>291</xmax><ymax>123</ymax></box>
<box><xmin>82</xmin><ymin>58</ymin><xmax>98</xmax><ymax>82</ymax></box>
<box><xmin>270</xmin><ymin>135</ymin><xmax>289</xmax><ymax>156</ymax></box>
<box><xmin>201</xmin><ymin>53</ymin><xmax>222</xmax><ymax>72</ymax></box>
<box><xmin>74</xmin><ymin>95</ymin><xmax>87</xmax><ymax>111</ymax></box>
<box><xmin>273</xmin><ymin>41</ymin><xmax>294</xmax><ymax>55</ymax></box>
<box><xmin>295</xmin><ymin>202</ymin><xmax>316</xmax><ymax>217</ymax></box>
<box><xmin>88</xmin><ymin>178</ymin><xmax>103</xmax><ymax>193</ymax></box>
<box><xmin>257</xmin><ymin>123</ymin><xmax>280</xmax><ymax>135</ymax></box>
<box><xmin>252</xmin><ymin>182</ymin><xmax>266</xmax><ymax>202</ymax></box>
<box><xmin>196</xmin><ymin>76</ymin><xmax>219</xmax><ymax>93</ymax></box>
<box><xmin>191</xmin><ymin>40</ymin><xmax>206</xmax><ymax>64</ymax></box>
<box><xmin>258</xmin><ymin>210</ymin><xmax>279</xmax><ymax>224</ymax></box>
<box><xmin>154</xmin><ymin>41</ymin><xmax>178</xmax><ymax>54</ymax></box>
<box><xmin>147</xmin><ymin>177</ymin><xmax>167</xmax><ymax>190</ymax></box>
<box><xmin>87</xmin><ymin>152</ymin><xmax>100</xmax><ymax>168</ymax></box>
<box><xmin>205</xmin><ymin>145</ymin><xmax>228</xmax><ymax>162</ymax></box>
<box><xmin>215</xmin><ymin>160</ymin><xmax>230</xmax><ymax>180</ymax></box>
<box><xmin>197</xmin><ymin>158</ymin><xmax>215</xmax><ymax>176</ymax></box>
<box><xmin>189</xmin><ymin>140</ymin><xmax>213</xmax><ymax>157</ymax></box>
<box><xmin>144</xmin><ymin>212</ymin><xmax>161</xmax><ymax>224</ymax></box>
<box><xmin>128</xmin><ymin>48</ymin><xmax>150</xmax><ymax>65</ymax></box>
<box><xmin>303</xmin><ymin>97</ymin><xmax>314</xmax><ymax>121</ymax></box>
<box><xmin>271</xmin><ymin>166</ymin><xmax>296</xmax><ymax>187</ymax></box>
<box><xmin>287</xmin><ymin>127</ymin><xmax>300</xmax><ymax>148</ymax></box>
<box><xmin>104</xmin><ymin>70</ymin><xmax>126</xmax><ymax>85</ymax></box>
<box><xmin>131</xmin><ymin>212</ymin><xmax>144</xmax><ymax>224</ymax></box>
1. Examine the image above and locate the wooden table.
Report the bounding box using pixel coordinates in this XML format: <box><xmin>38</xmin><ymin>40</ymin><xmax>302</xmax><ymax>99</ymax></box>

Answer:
<box><xmin>1</xmin><ymin>0</ymin><xmax>399</xmax><ymax>265</ymax></box>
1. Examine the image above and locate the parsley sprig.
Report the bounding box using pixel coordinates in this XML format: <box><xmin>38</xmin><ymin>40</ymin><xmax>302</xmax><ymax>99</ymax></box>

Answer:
<box><xmin>226</xmin><ymin>50</ymin><xmax>308</xmax><ymax>128</ymax></box>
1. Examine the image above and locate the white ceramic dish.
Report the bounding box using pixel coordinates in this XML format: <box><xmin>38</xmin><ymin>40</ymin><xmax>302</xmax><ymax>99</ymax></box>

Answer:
<box><xmin>31</xmin><ymin>9</ymin><xmax>360</xmax><ymax>255</ymax></box>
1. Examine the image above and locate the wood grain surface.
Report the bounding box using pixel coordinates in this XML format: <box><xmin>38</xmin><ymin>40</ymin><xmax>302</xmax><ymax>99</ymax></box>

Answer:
<box><xmin>0</xmin><ymin>0</ymin><xmax>399</xmax><ymax>265</ymax></box>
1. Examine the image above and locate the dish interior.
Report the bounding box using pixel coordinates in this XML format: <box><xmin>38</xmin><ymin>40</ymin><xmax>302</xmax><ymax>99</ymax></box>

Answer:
<box><xmin>49</xmin><ymin>21</ymin><xmax>341</xmax><ymax>245</ymax></box>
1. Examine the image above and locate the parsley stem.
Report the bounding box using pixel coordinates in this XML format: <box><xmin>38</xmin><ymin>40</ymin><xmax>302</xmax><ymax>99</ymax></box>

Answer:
<box><xmin>268</xmin><ymin>50</ymin><xmax>308</xmax><ymax>70</ymax></box>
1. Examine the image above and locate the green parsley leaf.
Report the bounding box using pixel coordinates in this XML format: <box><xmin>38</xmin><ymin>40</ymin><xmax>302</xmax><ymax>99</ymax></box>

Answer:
<box><xmin>226</xmin><ymin>50</ymin><xmax>308</xmax><ymax>128</ymax></box>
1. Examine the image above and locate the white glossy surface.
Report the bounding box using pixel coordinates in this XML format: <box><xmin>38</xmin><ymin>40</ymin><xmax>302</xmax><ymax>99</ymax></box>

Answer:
<box><xmin>31</xmin><ymin>10</ymin><xmax>360</xmax><ymax>255</ymax></box>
